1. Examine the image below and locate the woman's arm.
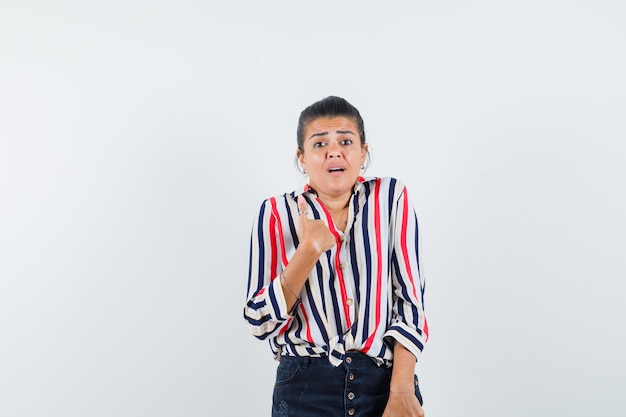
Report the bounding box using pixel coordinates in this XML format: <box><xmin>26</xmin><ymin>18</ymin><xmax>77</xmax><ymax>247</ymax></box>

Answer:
<box><xmin>382</xmin><ymin>182</ymin><xmax>427</xmax><ymax>416</ymax></box>
<box><xmin>243</xmin><ymin>196</ymin><xmax>335</xmax><ymax>338</ymax></box>
<box><xmin>279</xmin><ymin>196</ymin><xmax>335</xmax><ymax>311</ymax></box>
<box><xmin>382</xmin><ymin>343</ymin><xmax>425</xmax><ymax>417</ymax></box>
<box><xmin>384</xmin><ymin>183</ymin><xmax>428</xmax><ymax>360</ymax></box>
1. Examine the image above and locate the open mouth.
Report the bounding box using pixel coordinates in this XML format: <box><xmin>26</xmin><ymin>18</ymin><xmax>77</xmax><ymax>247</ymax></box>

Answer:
<box><xmin>328</xmin><ymin>167</ymin><xmax>345</xmax><ymax>173</ymax></box>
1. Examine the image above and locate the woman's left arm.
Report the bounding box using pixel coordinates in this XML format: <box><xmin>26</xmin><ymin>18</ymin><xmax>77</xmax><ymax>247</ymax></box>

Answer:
<box><xmin>384</xmin><ymin>182</ymin><xmax>428</xmax><ymax>362</ymax></box>
<box><xmin>382</xmin><ymin>181</ymin><xmax>428</xmax><ymax>416</ymax></box>
<box><xmin>382</xmin><ymin>343</ymin><xmax>424</xmax><ymax>417</ymax></box>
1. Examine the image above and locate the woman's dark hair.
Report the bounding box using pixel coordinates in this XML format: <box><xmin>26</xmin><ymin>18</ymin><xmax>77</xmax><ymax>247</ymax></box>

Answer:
<box><xmin>297</xmin><ymin>96</ymin><xmax>366</xmax><ymax>153</ymax></box>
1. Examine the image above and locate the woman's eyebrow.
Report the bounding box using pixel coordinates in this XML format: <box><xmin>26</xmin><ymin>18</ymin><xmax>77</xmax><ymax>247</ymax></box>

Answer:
<box><xmin>308</xmin><ymin>129</ymin><xmax>355</xmax><ymax>140</ymax></box>
<box><xmin>308</xmin><ymin>131</ymin><xmax>329</xmax><ymax>140</ymax></box>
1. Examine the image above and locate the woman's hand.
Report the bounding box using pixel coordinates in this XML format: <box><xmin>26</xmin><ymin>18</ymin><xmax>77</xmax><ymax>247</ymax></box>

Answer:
<box><xmin>383</xmin><ymin>343</ymin><xmax>425</xmax><ymax>417</ymax></box>
<box><xmin>278</xmin><ymin>196</ymin><xmax>336</xmax><ymax>312</ymax></box>
<box><xmin>382</xmin><ymin>392</ymin><xmax>424</xmax><ymax>417</ymax></box>
<box><xmin>297</xmin><ymin>195</ymin><xmax>335</xmax><ymax>255</ymax></box>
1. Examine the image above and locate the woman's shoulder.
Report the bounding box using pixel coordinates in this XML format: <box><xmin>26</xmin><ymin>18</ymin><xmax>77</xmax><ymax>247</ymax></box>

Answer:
<box><xmin>362</xmin><ymin>176</ymin><xmax>408</xmax><ymax>191</ymax></box>
<box><xmin>255</xmin><ymin>190</ymin><xmax>298</xmax><ymax>210</ymax></box>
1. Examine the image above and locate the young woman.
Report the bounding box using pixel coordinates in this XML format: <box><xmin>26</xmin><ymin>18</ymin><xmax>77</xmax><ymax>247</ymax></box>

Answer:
<box><xmin>244</xmin><ymin>96</ymin><xmax>428</xmax><ymax>417</ymax></box>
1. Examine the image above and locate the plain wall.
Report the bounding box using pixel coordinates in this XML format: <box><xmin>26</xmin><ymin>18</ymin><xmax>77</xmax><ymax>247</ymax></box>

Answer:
<box><xmin>1</xmin><ymin>1</ymin><xmax>625</xmax><ymax>416</ymax></box>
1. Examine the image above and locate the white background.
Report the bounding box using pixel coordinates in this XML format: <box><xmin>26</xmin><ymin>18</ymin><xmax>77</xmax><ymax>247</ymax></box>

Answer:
<box><xmin>1</xmin><ymin>1</ymin><xmax>625</xmax><ymax>416</ymax></box>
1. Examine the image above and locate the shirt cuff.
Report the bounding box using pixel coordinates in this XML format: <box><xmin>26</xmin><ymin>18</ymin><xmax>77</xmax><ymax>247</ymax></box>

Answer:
<box><xmin>266</xmin><ymin>275</ymin><xmax>293</xmax><ymax>321</ymax></box>
<box><xmin>383</xmin><ymin>323</ymin><xmax>426</xmax><ymax>362</ymax></box>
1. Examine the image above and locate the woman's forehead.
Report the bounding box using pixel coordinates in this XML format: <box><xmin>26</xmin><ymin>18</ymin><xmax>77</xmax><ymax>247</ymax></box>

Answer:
<box><xmin>304</xmin><ymin>116</ymin><xmax>358</xmax><ymax>137</ymax></box>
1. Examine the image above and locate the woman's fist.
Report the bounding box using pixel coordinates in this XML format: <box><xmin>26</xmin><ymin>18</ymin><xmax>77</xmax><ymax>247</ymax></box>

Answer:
<box><xmin>297</xmin><ymin>195</ymin><xmax>336</xmax><ymax>255</ymax></box>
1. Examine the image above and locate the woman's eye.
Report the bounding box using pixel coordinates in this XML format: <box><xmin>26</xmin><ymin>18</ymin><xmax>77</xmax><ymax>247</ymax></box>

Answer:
<box><xmin>313</xmin><ymin>141</ymin><xmax>326</xmax><ymax>148</ymax></box>
<box><xmin>341</xmin><ymin>139</ymin><xmax>353</xmax><ymax>145</ymax></box>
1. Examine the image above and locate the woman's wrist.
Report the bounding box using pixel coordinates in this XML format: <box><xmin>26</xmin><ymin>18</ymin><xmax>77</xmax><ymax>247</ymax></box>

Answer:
<box><xmin>297</xmin><ymin>239</ymin><xmax>324</xmax><ymax>258</ymax></box>
<box><xmin>389</xmin><ymin>342</ymin><xmax>417</xmax><ymax>394</ymax></box>
<box><xmin>389</xmin><ymin>382</ymin><xmax>415</xmax><ymax>393</ymax></box>
<box><xmin>389</xmin><ymin>389</ymin><xmax>414</xmax><ymax>394</ymax></box>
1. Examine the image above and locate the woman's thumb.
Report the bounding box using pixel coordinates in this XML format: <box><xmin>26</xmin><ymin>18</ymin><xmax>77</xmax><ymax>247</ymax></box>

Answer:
<box><xmin>297</xmin><ymin>195</ymin><xmax>308</xmax><ymax>217</ymax></box>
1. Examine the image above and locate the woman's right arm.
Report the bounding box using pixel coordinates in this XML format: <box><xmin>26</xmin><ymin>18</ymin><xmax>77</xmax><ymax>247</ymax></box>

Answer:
<box><xmin>243</xmin><ymin>198</ymin><xmax>290</xmax><ymax>340</ymax></box>
<box><xmin>243</xmin><ymin>196</ymin><xmax>334</xmax><ymax>340</ymax></box>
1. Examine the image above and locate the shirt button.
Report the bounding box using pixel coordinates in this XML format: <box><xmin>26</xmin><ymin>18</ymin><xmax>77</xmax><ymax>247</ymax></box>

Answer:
<box><xmin>340</xmin><ymin>263</ymin><xmax>346</xmax><ymax>269</ymax></box>
<box><xmin>349</xmin><ymin>373</ymin><xmax>355</xmax><ymax>380</ymax></box>
<box><xmin>346</xmin><ymin>298</ymin><xmax>353</xmax><ymax>306</ymax></box>
<box><xmin>348</xmin><ymin>409</ymin><xmax>355</xmax><ymax>416</ymax></box>
<box><xmin>340</xmin><ymin>235</ymin><xmax>345</xmax><ymax>243</ymax></box>
<box><xmin>348</xmin><ymin>392</ymin><xmax>355</xmax><ymax>400</ymax></box>
<box><xmin>346</xmin><ymin>357</ymin><xmax>352</xmax><ymax>364</ymax></box>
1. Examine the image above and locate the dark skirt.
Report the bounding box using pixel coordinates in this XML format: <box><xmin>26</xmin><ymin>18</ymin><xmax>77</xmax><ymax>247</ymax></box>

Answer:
<box><xmin>272</xmin><ymin>351</ymin><xmax>423</xmax><ymax>417</ymax></box>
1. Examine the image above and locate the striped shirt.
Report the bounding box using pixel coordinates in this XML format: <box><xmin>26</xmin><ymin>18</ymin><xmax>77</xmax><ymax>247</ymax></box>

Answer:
<box><xmin>244</xmin><ymin>177</ymin><xmax>428</xmax><ymax>366</ymax></box>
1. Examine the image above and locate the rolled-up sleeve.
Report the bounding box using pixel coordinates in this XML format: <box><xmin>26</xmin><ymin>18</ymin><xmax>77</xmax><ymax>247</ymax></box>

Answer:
<box><xmin>243</xmin><ymin>199</ymin><xmax>293</xmax><ymax>340</ymax></box>
<box><xmin>384</xmin><ymin>185</ymin><xmax>428</xmax><ymax>361</ymax></box>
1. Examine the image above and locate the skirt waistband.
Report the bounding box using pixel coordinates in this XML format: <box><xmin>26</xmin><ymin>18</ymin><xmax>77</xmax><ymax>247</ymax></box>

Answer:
<box><xmin>279</xmin><ymin>351</ymin><xmax>383</xmax><ymax>368</ymax></box>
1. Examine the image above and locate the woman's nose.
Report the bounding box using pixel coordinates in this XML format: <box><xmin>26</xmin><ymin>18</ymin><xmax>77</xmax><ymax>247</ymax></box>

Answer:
<box><xmin>327</xmin><ymin>142</ymin><xmax>342</xmax><ymax>157</ymax></box>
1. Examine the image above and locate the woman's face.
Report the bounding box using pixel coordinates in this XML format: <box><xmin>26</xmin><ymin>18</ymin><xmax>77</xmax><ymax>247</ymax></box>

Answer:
<box><xmin>298</xmin><ymin>116</ymin><xmax>368</xmax><ymax>201</ymax></box>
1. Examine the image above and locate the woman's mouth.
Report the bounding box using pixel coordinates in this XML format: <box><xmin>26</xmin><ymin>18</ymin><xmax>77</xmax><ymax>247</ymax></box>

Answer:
<box><xmin>328</xmin><ymin>167</ymin><xmax>345</xmax><ymax>175</ymax></box>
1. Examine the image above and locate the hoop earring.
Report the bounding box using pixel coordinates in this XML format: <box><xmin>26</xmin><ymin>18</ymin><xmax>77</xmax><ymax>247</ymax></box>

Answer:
<box><xmin>361</xmin><ymin>149</ymin><xmax>371</xmax><ymax>174</ymax></box>
<box><xmin>294</xmin><ymin>156</ymin><xmax>308</xmax><ymax>175</ymax></box>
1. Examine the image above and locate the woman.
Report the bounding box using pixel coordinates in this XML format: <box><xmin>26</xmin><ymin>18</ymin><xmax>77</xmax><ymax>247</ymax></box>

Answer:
<box><xmin>244</xmin><ymin>96</ymin><xmax>428</xmax><ymax>417</ymax></box>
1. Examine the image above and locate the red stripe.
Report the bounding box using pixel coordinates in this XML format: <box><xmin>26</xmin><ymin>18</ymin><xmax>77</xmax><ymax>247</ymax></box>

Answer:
<box><xmin>317</xmin><ymin>198</ymin><xmax>352</xmax><ymax>328</ymax></box>
<box><xmin>278</xmin><ymin>319</ymin><xmax>291</xmax><ymax>335</ymax></box>
<box><xmin>399</xmin><ymin>189</ymin><xmax>428</xmax><ymax>340</ymax></box>
<box><xmin>400</xmin><ymin>188</ymin><xmax>418</xmax><ymax>299</ymax></box>
<box><xmin>268</xmin><ymin>200</ymin><xmax>278</xmax><ymax>280</ymax></box>
<box><xmin>363</xmin><ymin>179</ymin><xmax>383</xmax><ymax>352</ymax></box>
<box><xmin>269</xmin><ymin>197</ymin><xmax>289</xmax><ymax>266</ymax></box>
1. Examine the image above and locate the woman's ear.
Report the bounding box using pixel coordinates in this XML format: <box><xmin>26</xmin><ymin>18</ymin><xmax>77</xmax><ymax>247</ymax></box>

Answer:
<box><xmin>297</xmin><ymin>149</ymin><xmax>305</xmax><ymax>169</ymax></box>
<box><xmin>296</xmin><ymin>149</ymin><xmax>306</xmax><ymax>174</ymax></box>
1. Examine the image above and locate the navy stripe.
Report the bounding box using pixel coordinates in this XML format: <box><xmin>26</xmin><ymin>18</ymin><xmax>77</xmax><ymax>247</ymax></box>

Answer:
<box><xmin>388</xmin><ymin>177</ymin><xmax>397</xmax><ymax>215</ymax></box>
<box><xmin>315</xmin><ymin>262</ymin><xmax>328</xmax><ymax>321</ymax></box>
<box><xmin>252</xmin><ymin>321</ymin><xmax>282</xmax><ymax>340</ymax></box>
<box><xmin>414</xmin><ymin>212</ymin><xmax>421</xmax><ymax>280</ymax></box>
<box><xmin>328</xmin><ymin>265</ymin><xmax>343</xmax><ymax>335</ymax></box>
<box><xmin>291</xmin><ymin>313</ymin><xmax>305</xmax><ymax>342</ymax></box>
<box><xmin>283</xmin><ymin>195</ymin><xmax>299</xmax><ymax>247</ymax></box>
<box><xmin>247</xmin><ymin>299</ymin><xmax>266</xmax><ymax>310</ymax></box>
<box><xmin>255</xmin><ymin>201</ymin><xmax>267</xmax><ymax>293</ymax></box>
<box><xmin>246</xmin><ymin>314</ymin><xmax>272</xmax><ymax>327</ymax></box>
<box><xmin>304</xmin><ymin>277</ymin><xmax>330</xmax><ymax>344</ymax></box>
<box><xmin>246</xmin><ymin>233</ymin><xmax>254</xmax><ymax>297</ymax></box>
<box><xmin>393</xmin><ymin>326</ymin><xmax>424</xmax><ymax>352</ymax></box>
<box><xmin>360</xmin><ymin>187</ymin><xmax>373</xmax><ymax>341</ymax></box>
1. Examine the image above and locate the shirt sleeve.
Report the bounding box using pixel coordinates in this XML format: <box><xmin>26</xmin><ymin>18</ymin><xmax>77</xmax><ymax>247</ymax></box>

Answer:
<box><xmin>243</xmin><ymin>198</ymin><xmax>294</xmax><ymax>340</ymax></box>
<box><xmin>383</xmin><ymin>184</ymin><xmax>429</xmax><ymax>361</ymax></box>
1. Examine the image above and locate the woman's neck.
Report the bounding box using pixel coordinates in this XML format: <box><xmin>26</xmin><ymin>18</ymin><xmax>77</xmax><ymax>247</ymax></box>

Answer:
<box><xmin>318</xmin><ymin>192</ymin><xmax>351</xmax><ymax>213</ymax></box>
<box><xmin>318</xmin><ymin>193</ymin><xmax>351</xmax><ymax>232</ymax></box>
